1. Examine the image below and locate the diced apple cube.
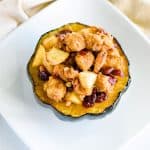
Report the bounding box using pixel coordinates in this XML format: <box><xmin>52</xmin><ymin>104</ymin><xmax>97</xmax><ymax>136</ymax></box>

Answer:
<box><xmin>46</xmin><ymin>47</ymin><xmax>69</xmax><ymax>65</ymax></box>
<box><xmin>32</xmin><ymin>45</ymin><xmax>45</xmax><ymax>67</ymax></box>
<box><xmin>65</xmin><ymin>92</ymin><xmax>81</xmax><ymax>105</ymax></box>
<box><xmin>42</xmin><ymin>36</ymin><xmax>58</xmax><ymax>49</ymax></box>
<box><xmin>79</xmin><ymin>71</ymin><xmax>97</xmax><ymax>89</ymax></box>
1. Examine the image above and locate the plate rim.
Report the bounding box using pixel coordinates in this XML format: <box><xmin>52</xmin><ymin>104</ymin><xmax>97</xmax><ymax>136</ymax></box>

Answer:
<box><xmin>0</xmin><ymin>0</ymin><xmax>150</xmax><ymax>149</ymax></box>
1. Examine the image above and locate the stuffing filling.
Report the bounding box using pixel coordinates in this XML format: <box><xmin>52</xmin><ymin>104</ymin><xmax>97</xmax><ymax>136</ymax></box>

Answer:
<box><xmin>37</xmin><ymin>26</ymin><xmax>124</xmax><ymax>108</ymax></box>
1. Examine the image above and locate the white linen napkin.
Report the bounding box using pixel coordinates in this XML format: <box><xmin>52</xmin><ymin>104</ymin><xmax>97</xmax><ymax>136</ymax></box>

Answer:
<box><xmin>0</xmin><ymin>0</ymin><xmax>53</xmax><ymax>39</ymax></box>
<box><xmin>110</xmin><ymin>0</ymin><xmax>150</xmax><ymax>37</ymax></box>
<box><xmin>0</xmin><ymin>0</ymin><xmax>150</xmax><ymax>40</ymax></box>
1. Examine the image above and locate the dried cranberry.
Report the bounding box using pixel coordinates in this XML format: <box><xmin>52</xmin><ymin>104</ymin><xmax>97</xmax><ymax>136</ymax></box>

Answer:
<box><xmin>108</xmin><ymin>75</ymin><xmax>117</xmax><ymax>85</ymax></box>
<box><xmin>83</xmin><ymin>94</ymin><xmax>96</xmax><ymax>108</ymax></box>
<box><xmin>101</xmin><ymin>67</ymin><xmax>114</xmax><ymax>75</ymax></box>
<box><xmin>96</xmin><ymin>92</ymin><xmax>107</xmax><ymax>103</ymax></box>
<box><xmin>79</xmin><ymin>50</ymin><xmax>87</xmax><ymax>56</ymax></box>
<box><xmin>111</xmin><ymin>69</ymin><xmax>124</xmax><ymax>77</ymax></box>
<box><xmin>91</xmin><ymin>94</ymin><xmax>96</xmax><ymax>101</ymax></box>
<box><xmin>39</xmin><ymin>71</ymin><xmax>49</xmax><ymax>81</ymax></box>
<box><xmin>92</xmin><ymin>87</ymin><xmax>98</xmax><ymax>94</ymax></box>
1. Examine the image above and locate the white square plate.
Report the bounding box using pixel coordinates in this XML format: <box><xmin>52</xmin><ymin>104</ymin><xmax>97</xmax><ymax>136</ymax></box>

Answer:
<box><xmin>0</xmin><ymin>0</ymin><xmax>150</xmax><ymax>149</ymax></box>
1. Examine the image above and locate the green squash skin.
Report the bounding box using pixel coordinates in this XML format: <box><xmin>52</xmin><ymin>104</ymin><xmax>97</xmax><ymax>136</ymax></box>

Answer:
<box><xmin>27</xmin><ymin>22</ymin><xmax>131</xmax><ymax>119</ymax></box>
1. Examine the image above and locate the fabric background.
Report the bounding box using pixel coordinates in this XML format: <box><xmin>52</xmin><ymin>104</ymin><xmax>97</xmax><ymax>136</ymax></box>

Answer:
<box><xmin>0</xmin><ymin>0</ymin><xmax>150</xmax><ymax>38</ymax></box>
<box><xmin>0</xmin><ymin>0</ymin><xmax>150</xmax><ymax>39</ymax></box>
<box><xmin>110</xmin><ymin>0</ymin><xmax>150</xmax><ymax>36</ymax></box>
<box><xmin>0</xmin><ymin>0</ymin><xmax>53</xmax><ymax>39</ymax></box>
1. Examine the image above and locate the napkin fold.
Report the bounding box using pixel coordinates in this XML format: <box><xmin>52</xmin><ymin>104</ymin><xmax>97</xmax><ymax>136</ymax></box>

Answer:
<box><xmin>0</xmin><ymin>0</ymin><xmax>150</xmax><ymax>39</ymax></box>
<box><xmin>110</xmin><ymin>0</ymin><xmax>150</xmax><ymax>36</ymax></box>
<box><xmin>0</xmin><ymin>0</ymin><xmax>53</xmax><ymax>39</ymax></box>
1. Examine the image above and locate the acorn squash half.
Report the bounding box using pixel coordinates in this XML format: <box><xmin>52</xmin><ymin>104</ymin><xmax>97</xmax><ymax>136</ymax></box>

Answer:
<box><xmin>28</xmin><ymin>22</ymin><xmax>131</xmax><ymax>118</ymax></box>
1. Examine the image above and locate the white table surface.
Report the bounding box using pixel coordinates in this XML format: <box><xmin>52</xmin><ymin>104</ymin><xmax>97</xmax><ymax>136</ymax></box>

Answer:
<box><xmin>0</xmin><ymin>114</ymin><xmax>150</xmax><ymax>150</ymax></box>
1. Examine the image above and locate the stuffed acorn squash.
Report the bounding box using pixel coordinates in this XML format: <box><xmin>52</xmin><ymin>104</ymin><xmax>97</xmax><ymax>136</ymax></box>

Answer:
<box><xmin>28</xmin><ymin>22</ymin><xmax>130</xmax><ymax>118</ymax></box>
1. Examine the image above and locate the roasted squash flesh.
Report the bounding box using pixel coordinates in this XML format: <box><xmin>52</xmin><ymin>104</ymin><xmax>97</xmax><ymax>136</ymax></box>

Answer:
<box><xmin>28</xmin><ymin>23</ymin><xmax>130</xmax><ymax>118</ymax></box>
